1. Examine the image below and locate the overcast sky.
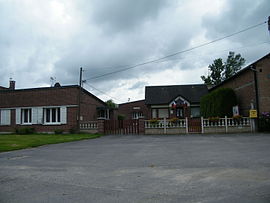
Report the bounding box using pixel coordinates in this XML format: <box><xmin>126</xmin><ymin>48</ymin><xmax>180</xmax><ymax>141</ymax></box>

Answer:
<box><xmin>1</xmin><ymin>0</ymin><xmax>269</xmax><ymax>103</ymax></box>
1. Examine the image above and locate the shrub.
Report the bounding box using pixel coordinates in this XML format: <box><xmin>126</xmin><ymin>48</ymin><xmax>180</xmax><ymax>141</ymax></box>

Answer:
<box><xmin>258</xmin><ymin>112</ymin><xmax>270</xmax><ymax>132</ymax></box>
<box><xmin>117</xmin><ymin>114</ymin><xmax>125</xmax><ymax>120</ymax></box>
<box><xmin>169</xmin><ymin>117</ymin><xmax>180</xmax><ymax>123</ymax></box>
<box><xmin>15</xmin><ymin>127</ymin><xmax>36</xmax><ymax>135</ymax></box>
<box><xmin>54</xmin><ymin>129</ymin><xmax>64</xmax><ymax>134</ymax></box>
<box><xmin>200</xmin><ymin>88</ymin><xmax>237</xmax><ymax>118</ymax></box>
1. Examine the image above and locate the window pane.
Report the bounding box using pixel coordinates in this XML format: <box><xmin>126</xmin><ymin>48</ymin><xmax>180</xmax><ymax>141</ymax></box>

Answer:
<box><xmin>29</xmin><ymin>109</ymin><xmax>32</xmax><ymax>123</ymax></box>
<box><xmin>57</xmin><ymin>108</ymin><xmax>60</xmax><ymax>122</ymax></box>
<box><xmin>152</xmin><ymin>109</ymin><xmax>157</xmax><ymax>118</ymax></box>
<box><xmin>52</xmin><ymin>108</ymin><xmax>56</xmax><ymax>122</ymax></box>
<box><xmin>159</xmin><ymin>109</ymin><xmax>168</xmax><ymax>118</ymax></box>
<box><xmin>46</xmin><ymin>109</ymin><xmax>50</xmax><ymax>122</ymax></box>
<box><xmin>24</xmin><ymin>109</ymin><xmax>28</xmax><ymax>123</ymax></box>
<box><xmin>191</xmin><ymin>107</ymin><xmax>200</xmax><ymax>118</ymax></box>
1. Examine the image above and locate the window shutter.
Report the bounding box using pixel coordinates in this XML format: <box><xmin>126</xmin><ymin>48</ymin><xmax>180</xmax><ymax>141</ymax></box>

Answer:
<box><xmin>37</xmin><ymin>107</ymin><xmax>43</xmax><ymax>124</ymax></box>
<box><xmin>1</xmin><ymin>110</ymin><xmax>11</xmax><ymax>125</ymax></box>
<box><xmin>16</xmin><ymin>108</ymin><xmax>21</xmax><ymax>124</ymax></box>
<box><xmin>32</xmin><ymin>108</ymin><xmax>37</xmax><ymax>124</ymax></box>
<box><xmin>60</xmin><ymin>107</ymin><xmax>67</xmax><ymax>124</ymax></box>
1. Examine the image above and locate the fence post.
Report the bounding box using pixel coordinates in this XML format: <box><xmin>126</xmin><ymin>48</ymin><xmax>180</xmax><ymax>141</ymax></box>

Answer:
<box><xmin>164</xmin><ymin>118</ymin><xmax>167</xmax><ymax>134</ymax></box>
<box><xmin>201</xmin><ymin>117</ymin><xmax>204</xmax><ymax>134</ymax></box>
<box><xmin>225</xmin><ymin>116</ymin><xmax>228</xmax><ymax>133</ymax></box>
<box><xmin>138</xmin><ymin>119</ymin><xmax>145</xmax><ymax>135</ymax></box>
<box><xmin>98</xmin><ymin>120</ymin><xmax>105</xmax><ymax>134</ymax></box>
<box><xmin>185</xmin><ymin>117</ymin><xmax>188</xmax><ymax>134</ymax></box>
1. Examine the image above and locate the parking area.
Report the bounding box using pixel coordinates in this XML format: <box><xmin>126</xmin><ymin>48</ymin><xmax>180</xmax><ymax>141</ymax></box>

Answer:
<box><xmin>1</xmin><ymin>134</ymin><xmax>270</xmax><ymax>202</ymax></box>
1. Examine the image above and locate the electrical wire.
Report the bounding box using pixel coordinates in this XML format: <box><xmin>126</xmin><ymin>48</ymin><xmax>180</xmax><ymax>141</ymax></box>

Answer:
<box><xmin>84</xmin><ymin>82</ymin><xmax>125</xmax><ymax>103</ymax></box>
<box><xmin>85</xmin><ymin>21</ymin><xmax>267</xmax><ymax>81</ymax></box>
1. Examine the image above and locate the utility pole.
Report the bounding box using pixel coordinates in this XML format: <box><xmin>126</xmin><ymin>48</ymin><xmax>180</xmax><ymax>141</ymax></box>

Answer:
<box><xmin>77</xmin><ymin>67</ymin><xmax>83</xmax><ymax>132</ymax></box>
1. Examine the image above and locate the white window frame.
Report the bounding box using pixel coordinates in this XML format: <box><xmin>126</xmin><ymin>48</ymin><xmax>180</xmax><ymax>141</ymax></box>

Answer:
<box><xmin>132</xmin><ymin>112</ymin><xmax>144</xmax><ymax>119</ymax></box>
<box><xmin>44</xmin><ymin>107</ymin><xmax>61</xmax><ymax>125</ymax></box>
<box><xmin>21</xmin><ymin>108</ymin><xmax>32</xmax><ymax>125</ymax></box>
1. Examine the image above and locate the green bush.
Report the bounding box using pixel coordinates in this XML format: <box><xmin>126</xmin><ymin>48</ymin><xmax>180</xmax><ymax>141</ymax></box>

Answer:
<box><xmin>200</xmin><ymin>88</ymin><xmax>237</xmax><ymax>118</ymax></box>
<box><xmin>15</xmin><ymin>127</ymin><xmax>36</xmax><ymax>135</ymax></box>
<box><xmin>54</xmin><ymin>129</ymin><xmax>64</xmax><ymax>134</ymax></box>
<box><xmin>117</xmin><ymin>114</ymin><xmax>125</xmax><ymax>120</ymax></box>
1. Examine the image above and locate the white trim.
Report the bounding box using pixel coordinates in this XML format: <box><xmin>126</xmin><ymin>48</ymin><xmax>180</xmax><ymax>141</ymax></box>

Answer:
<box><xmin>169</xmin><ymin>96</ymin><xmax>190</xmax><ymax>107</ymax></box>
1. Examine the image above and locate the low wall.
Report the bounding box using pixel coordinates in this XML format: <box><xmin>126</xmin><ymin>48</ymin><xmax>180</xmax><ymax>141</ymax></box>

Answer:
<box><xmin>145</xmin><ymin>128</ymin><xmax>186</xmax><ymax>135</ymax></box>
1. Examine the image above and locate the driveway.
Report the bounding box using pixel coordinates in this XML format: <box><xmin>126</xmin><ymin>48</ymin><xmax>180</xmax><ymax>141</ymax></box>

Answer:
<box><xmin>1</xmin><ymin>134</ymin><xmax>270</xmax><ymax>203</ymax></box>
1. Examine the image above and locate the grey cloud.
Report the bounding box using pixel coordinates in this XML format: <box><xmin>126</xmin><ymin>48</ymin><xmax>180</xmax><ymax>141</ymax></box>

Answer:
<box><xmin>88</xmin><ymin>0</ymin><xmax>171</xmax><ymax>33</ymax></box>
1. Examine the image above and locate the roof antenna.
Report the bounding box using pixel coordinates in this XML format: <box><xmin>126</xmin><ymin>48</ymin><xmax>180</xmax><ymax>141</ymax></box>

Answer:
<box><xmin>50</xmin><ymin>77</ymin><xmax>56</xmax><ymax>87</ymax></box>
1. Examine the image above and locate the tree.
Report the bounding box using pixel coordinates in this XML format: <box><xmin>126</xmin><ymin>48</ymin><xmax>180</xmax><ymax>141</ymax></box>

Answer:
<box><xmin>201</xmin><ymin>58</ymin><xmax>224</xmax><ymax>86</ymax></box>
<box><xmin>106</xmin><ymin>99</ymin><xmax>117</xmax><ymax>109</ymax></box>
<box><xmin>201</xmin><ymin>52</ymin><xmax>245</xmax><ymax>86</ymax></box>
<box><xmin>223</xmin><ymin>52</ymin><xmax>245</xmax><ymax>79</ymax></box>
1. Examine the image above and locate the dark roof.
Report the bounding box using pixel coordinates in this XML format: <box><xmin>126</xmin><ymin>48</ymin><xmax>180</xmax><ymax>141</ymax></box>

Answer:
<box><xmin>0</xmin><ymin>86</ymin><xmax>8</xmax><ymax>90</ymax></box>
<box><xmin>119</xmin><ymin>99</ymin><xmax>145</xmax><ymax>106</ymax></box>
<box><xmin>145</xmin><ymin>84</ymin><xmax>208</xmax><ymax>105</ymax></box>
<box><xmin>211</xmin><ymin>52</ymin><xmax>270</xmax><ymax>91</ymax></box>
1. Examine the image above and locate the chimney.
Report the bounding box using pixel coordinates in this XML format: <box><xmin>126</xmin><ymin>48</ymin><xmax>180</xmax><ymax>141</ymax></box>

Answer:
<box><xmin>9</xmin><ymin>79</ymin><xmax>15</xmax><ymax>90</ymax></box>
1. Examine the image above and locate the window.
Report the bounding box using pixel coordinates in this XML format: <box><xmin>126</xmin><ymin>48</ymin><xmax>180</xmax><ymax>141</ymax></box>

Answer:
<box><xmin>158</xmin><ymin>109</ymin><xmax>169</xmax><ymax>118</ymax></box>
<box><xmin>0</xmin><ymin>109</ymin><xmax>11</xmax><ymax>125</ymax></box>
<box><xmin>21</xmin><ymin>109</ymin><xmax>32</xmax><ymax>124</ymax></box>
<box><xmin>152</xmin><ymin>109</ymin><xmax>157</xmax><ymax>118</ymax></box>
<box><xmin>132</xmin><ymin>112</ymin><xmax>144</xmax><ymax>119</ymax></box>
<box><xmin>44</xmin><ymin>108</ymin><xmax>61</xmax><ymax>124</ymax></box>
<box><xmin>176</xmin><ymin>108</ymin><xmax>183</xmax><ymax>118</ymax></box>
<box><xmin>191</xmin><ymin>107</ymin><xmax>200</xmax><ymax>118</ymax></box>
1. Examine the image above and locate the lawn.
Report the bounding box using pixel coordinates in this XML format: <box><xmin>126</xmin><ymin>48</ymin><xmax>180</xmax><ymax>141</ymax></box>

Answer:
<box><xmin>0</xmin><ymin>134</ymin><xmax>101</xmax><ymax>152</ymax></box>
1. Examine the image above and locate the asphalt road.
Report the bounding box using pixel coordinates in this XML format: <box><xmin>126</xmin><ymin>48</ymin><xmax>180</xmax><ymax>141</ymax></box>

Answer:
<box><xmin>1</xmin><ymin>134</ymin><xmax>270</xmax><ymax>203</ymax></box>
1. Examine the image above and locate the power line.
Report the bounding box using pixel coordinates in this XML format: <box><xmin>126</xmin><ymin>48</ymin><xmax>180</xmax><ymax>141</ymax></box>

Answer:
<box><xmin>155</xmin><ymin>41</ymin><xmax>270</xmax><ymax>63</ymax></box>
<box><xmin>84</xmin><ymin>82</ymin><xmax>125</xmax><ymax>103</ymax></box>
<box><xmin>85</xmin><ymin>20</ymin><xmax>267</xmax><ymax>81</ymax></box>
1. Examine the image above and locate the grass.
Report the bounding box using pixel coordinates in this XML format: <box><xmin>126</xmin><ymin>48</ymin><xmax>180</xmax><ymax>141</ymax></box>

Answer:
<box><xmin>0</xmin><ymin>133</ymin><xmax>101</xmax><ymax>152</ymax></box>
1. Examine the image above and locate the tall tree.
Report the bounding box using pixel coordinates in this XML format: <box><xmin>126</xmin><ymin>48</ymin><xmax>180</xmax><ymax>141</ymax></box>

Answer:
<box><xmin>223</xmin><ymin>51</ymin><xmax>245</xmax><ymax>79</ymax></box>
<box><xmin>201</xmin><ymin>58</ymin><xmax>224</xmax><ymax>86</ymax></box>
<box><xmin>201</xmin><ymin>52</ymin><xmax>245</xmax><ymax>86</ymax></box>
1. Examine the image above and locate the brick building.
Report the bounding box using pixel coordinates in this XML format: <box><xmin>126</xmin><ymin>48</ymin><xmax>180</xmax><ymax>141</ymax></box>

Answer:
<box><xmin>210</xmin><ymin>53</ymin><xmax>270</xmax><ymax>116</ymax></box>
<box><xmin>117</xmin><ymin>100</ymin><xmax>150</xmax><ymax>120</ymax></box>
<box><xmin>0</xmin><ymin>81</ymin><xmax>108</xmax><ymax>133</ymax></box>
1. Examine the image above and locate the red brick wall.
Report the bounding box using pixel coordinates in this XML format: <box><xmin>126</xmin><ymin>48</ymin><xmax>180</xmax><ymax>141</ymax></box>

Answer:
<box><xmin>215</xmin><ymin>70</ymin><xmax>255</xmax><ymax>116</ymax></box>
<box><xmin>0</xmin><ymin>86</ymin><xmax>106</xmax><ymax>133</ymax></box>
<box><xmin>211</xmin><ymin>55</ymin><xmax>270</xmax><ymax>116</ymax></box>
<box><xmin>116</xmin><ymin>100</ymin><xmax>150</xmax><ymax>120</ymax></box>
<box><xmin>256</xmin><ymin>57</ymin><xmax>270</xmax><ymax>114</ymax></box>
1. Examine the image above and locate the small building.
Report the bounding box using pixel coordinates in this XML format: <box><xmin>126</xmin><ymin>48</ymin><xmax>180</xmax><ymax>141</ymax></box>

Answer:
<box><xmin>210</xmin><ymin>52</ymin><xmax>270</xmax><ymax>116</ymax></box>
<box><xmin>145</xmin><ymin>84</ymin><xmax>208</xmax><ymax>119</ymax></box>
<box><xmin>117</xmin><ymin>100</ymin><xmax>150</xmax><ymax>120</ymax></box>
<box><xmin>0</xmin><ymin>81</ymin><xmax>109</xmax><ymax>133</ymax></box>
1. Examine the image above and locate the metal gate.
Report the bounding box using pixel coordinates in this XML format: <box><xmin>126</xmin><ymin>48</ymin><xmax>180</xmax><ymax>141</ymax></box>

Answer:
<box><xmin>104</xmin><ymin>119</ymin><xmax>139</xmax><ymax>135</ymax></box>
<box><xmin>188</xmin><ymin>118</ymin><xmax>202</xmax><ymax>133</ymax></box>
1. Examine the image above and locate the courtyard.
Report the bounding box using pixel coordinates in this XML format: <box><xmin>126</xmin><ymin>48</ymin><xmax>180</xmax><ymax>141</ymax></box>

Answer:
<box><xmin>1</xmin><ymin>134</ymin><xmax>270</xmax><ymax>202</ymax></box>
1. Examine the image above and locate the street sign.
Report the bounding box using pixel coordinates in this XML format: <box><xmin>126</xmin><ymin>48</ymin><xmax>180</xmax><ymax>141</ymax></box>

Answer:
<box><xmin>249</xmin><ymin>110</ymin><xmax>258</xmax><ymax>118</ymax></box>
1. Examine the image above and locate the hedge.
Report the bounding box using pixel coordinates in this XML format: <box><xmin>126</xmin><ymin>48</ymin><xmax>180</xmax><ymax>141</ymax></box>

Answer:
<box><xmin>200</xmin><ymin>88</ymin><xmax>237</xmax><ymax>118</ymax></box>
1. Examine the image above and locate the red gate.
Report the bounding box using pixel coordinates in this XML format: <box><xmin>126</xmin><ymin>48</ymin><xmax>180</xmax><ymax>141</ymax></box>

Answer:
<box><xmin>188</xmin><ymin>118</ymin><xmax>202</xmax><ymax>133</ymax></box>
<box><xmin>104</xmin><ymin>120</ymin><xmax>139</xmax><ymax>135</ymax></box>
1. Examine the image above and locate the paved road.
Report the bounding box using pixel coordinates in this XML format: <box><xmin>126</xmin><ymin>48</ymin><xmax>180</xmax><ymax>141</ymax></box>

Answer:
<box><xmin>1</xmin><ymin>134</ymin><xmax>270</xmax><ymax>203</ymax></box>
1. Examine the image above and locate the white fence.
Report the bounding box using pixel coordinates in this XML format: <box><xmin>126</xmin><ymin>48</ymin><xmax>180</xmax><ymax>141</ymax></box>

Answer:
<box><xmin>145</xmin><ymin>117</ymin><xmax>253</xmax><ymax>134</ymax></box>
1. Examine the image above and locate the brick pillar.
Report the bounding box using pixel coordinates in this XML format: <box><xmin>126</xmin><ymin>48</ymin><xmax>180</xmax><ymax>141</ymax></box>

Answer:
<box><xmin>138</xmin><ymin>119</ymin><xmax>145</xmax><ymax>135</ymax></box>
<box><xmin>98</xmin><ymin>120</ymin><xmax>105</xmax><ymax>134</ymax></box>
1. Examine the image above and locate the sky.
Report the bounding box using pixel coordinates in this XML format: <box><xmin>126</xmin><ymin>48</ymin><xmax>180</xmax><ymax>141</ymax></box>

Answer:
<box><xmin>0</xmin><ymin>0</ymin><xmax>269</xmax><ymax>103</ymax></box>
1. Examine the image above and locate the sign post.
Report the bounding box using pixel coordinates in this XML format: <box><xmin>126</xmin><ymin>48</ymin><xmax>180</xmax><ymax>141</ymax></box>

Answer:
<box><xmin>249</xmin><ymin>109</ymin><xmax>258</xmax><ymax>132</ymax></box>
